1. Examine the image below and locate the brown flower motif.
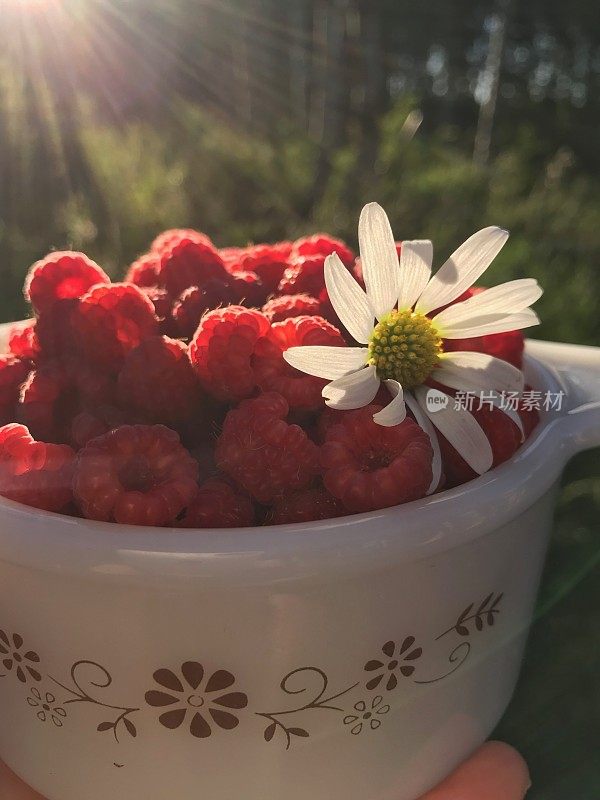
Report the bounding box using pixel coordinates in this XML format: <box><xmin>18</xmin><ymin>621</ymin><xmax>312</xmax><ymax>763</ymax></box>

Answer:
<box><xmin>27</xmin><ymin>687</ymin><xmax>67</xmax><ymax>727</ymax></box>
<box><xmin>364</xmin><ymin>637</ymin><xmax>422</xmax><ymax>690</ymax></box>
<box><xmin>145</xmin><ymin>661</ymin><xmax>248</xmax><ymax>738</ymax></box>
<box><xmin>0</xmin><ymin>630</ymin><xmax>41</xmax><ymax>683</ymax></box>
<box><xmin>343</xmin><ymin>695</ymin><xmax>390</xmax><ymax>735</ymax></box>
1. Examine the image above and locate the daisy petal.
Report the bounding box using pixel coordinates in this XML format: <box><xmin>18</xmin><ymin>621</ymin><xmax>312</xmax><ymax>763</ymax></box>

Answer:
<box><xmin>434</xmin><ymin>352</ymin><xmax>524</xmax><ymax>394</ymax></box>
<box><xmin>358</xmin><ymin>202</ymin><xmax>400</xmax><ymax>320</ymax></box>
<box><xmin>283</xmin><ymin>346</ymin><xmax>368</xmax><ymax>380</ymax></box>
<box><xmin>431</xmin><ymin>279</ymin><xmax>543</xmax><ymax>328</ymax></box>
<box><xmin>414</xmin><ymin>386</ymin><xmax>493</xmax><ymax>474</ymax></box>
<box><xmin>439</xmin><ymin>309</ymin><xmax>540</xmax><ymax>339</ymax></box>
<box><xmin>373</xmin><ymin>380</ymin><xmax>406</xmax><ymax>426</ymax></box>
<box><xmin>416</xmin><ymin>226</ymin><xmax>510</xmax><ymax>314</ymax></box>
<box><xmin>404</xmin><ymin>393</ymin><xmax>442</xmax><ymax>494</ymax></box>
<box><xmin>322</xmin><ymin>365</ymin><xmax>380</xmax><ymax>410</ymax></box>
<box><xmin>398</xmin><ymin>240</ymin><xmax>433</xmax><ymax>310</ymax></box>
<box><xmin>324</xmin><ymin>253</ymin><xmax>374</xmax><ymax>343</ymax></box>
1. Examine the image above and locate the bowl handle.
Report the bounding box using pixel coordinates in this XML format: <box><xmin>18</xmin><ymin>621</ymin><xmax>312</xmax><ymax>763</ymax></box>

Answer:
<box><xmin>526</xmin><ymin>339</ymin><xmax>600</xmax><ymax>456</ymax></box>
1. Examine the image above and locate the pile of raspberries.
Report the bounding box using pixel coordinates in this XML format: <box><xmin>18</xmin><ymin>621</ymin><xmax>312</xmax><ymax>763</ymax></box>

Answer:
<box><xmin>0</xmin><ymin>229</ymin><xmax>537</xmax><ymax>528</ymax></box>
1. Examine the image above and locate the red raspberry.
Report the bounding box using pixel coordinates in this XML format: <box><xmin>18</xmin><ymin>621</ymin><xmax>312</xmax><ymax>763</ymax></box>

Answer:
<box><xmin>277</xmin><ymin>255</ymin><xmax>327</xmax><ymax>297</ymax></box>
<box><xmin>24</xmin><ymin>251</ymin><xmax>109</xmax><ymax>314</ymax></box>
<box><xmin>0</xmin><ymin>356</ymin><xmax>30</xmax><ymax>425</ymax></box>
<box><xmin>0</xmin><ymin>423</ymin><xmax>75</xmax><ymax>512</ymax></box>
<box><xmin>35</xmin><ymin>298</ymin><xmax>80</xmax><ymax>359</ymax></box>
<box><xmin>17</xmin><ymin>363</ymin><xmax>69</xmax><ymax>443</ymax></box>
<box><xmin>118</xmin><ymin>336</ymin><xmax>202</xmax><ymax>425</ymax></box>
<box><xmin>172</xmin><ymin>272</ymin><xmax>265</xmax><ymax>339</ymax></box>
<box><xmin>173</xmin><ymin>286</ymin><xmax>207</xmax><ymax>338</ymax></box>
<box><xmin>74</xmin><ymin>283</ymin><xmax>158</xmax><ymax>371</ymax></box>
<box><xmin>18</xmin><ymin>359</ymin><xmax>117</xmax><ymax>444</ymax></box>
<box><xmin>67</xmin><ymin>357</ymin><xmax>117</xmax><ymax>407</ymax></box>
<box><xmin>189</xmin><ymin>306</ymin><xmax>271</xmax><ymax>402</ymax></box>
<box><xmin>268</xmin><ymin>485</ymin><xmax>344</xmax><ymax>524</ymax></box>
<box><xmin>320</xmin><ymin>406</ymin><xmax>433</xmax><ymax>513</ymax></box>
<box><xmin>215</xmin><ymin>392</ymin><xmax>320</xmax><ymax>503</ymax></box>
<box><xmin>8</xmin><ymin>320</ymin><xmax>40</xmax><ymax>362</ymax></box>
<box><xmin>262</xmin><ymin>294</ymin><xmax>321</xmax><ymax>323</ymax></box>
<box><xmin>271</xmin><ymin>241</ymin><xmax>294</xmax><ymax>259</ymax></box>
<box><xmin>443</xmin><ymin>329</ymin><xmax>524</xmax><ymax>369</ymax></box>
<box><xmin>254</xmin><ymin>315</ymin><xmax>345</xmax><ymax>411</ymax></box>
<box><xmin>172</xmin><ymin>282</ymin><xmax>234</xmax><ymax>338</ymax></box>
<box><xmin>70</xmin><ymin>406</ymin><xmax>130</xmax><ymax>450</ymax></box>
<box><xmin>434</xmin><ymin>287</ymin><xmax>525</xmax><ymax>369</ymax></box>
<box><xmin>438</xmin><ymin>400</ymin><xmax>538</xmax><ymax>488</ymax></box>
<box><xmin>229</xmin><ymin>270</ymin><xmax>265</xmax><ymax>307</ymax></box>
<box><xmin>125</xmin><ymin>253</ymin><xmax>161</xmax><ymax>287</ymax></box>
<box><xmin>219</xmin><ymin>246</ymin><xmax>246</xmax><ymax>265</ymax></box>
<box><xmin>141</xmin><ymin>287</ymin><xmax>179</xmax><ymax>337</ymax></box>
<box><xmin>234</xmin><ymin>244</ymin><xmax>289</xmax><ymax>295</ymax></box>
<box><xmin>179</xmin><ymin>479</ymin><xmax>255</xmax><ymax>528</ymax></box>
<box><xmin>291</xmin><ymin>234</ymin><xmax>354</xmax><ymax>268</ymax></box>
<box><xmin>315</xmin><ymin>405</ymin><xmax>343</xmax><ymax>443</ymax></box>
<box><xmin>159</xmin><ymin>238</ymin><xmax>228</xmax><ymax>297</ymax></box>
<box><xmin>152</xmin><ymin>229</ymin><xmax>212</xmax><ymax>255</ymax></box>
<box><xmin>73</xmin><ymin>424</ymin><xmax>199</xmax><ymax>526</ymax></box>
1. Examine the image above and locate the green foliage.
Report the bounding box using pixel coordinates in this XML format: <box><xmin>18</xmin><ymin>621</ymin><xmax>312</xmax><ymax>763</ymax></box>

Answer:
<box><xmin>0</xmin><ymin>93</ymin><xmax>598</xmax><ymax>799</ymax></box>
<box><xmin>2</xmin><ymin>97</ymin><xmax>599</xmax><ymax>349</ymax></box>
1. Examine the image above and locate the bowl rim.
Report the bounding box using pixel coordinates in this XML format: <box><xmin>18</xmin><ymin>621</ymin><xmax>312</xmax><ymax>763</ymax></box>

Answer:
<box><xmin>0</xmin><ymin>351</ymin><xmax>570</xmax><ymax>579</ymax></box>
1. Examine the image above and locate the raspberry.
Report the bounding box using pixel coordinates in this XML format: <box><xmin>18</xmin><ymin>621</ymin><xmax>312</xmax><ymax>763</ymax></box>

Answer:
<box><xmin>254</xmin><ymin>315</ymin><xmax>345</xmax><ymax>411</ymax></box>
<box><xmin>438</xmin><ymin>400</ymin><xmax>537</xmax><ymax>487</ymax></box>
<box><xmin>70</xmin><ymin>406</ymin><xmax>130</xmax><ymax>449</ymax></box>
<box><xmin>219</xmin><ymin>246</ymin><xmax>246</xmax><ymax>266</ymax></box>
<box><xmin>0</xmin><ymin>423</ymin><xmax>75</xmax><ymax>512</ymax></box>
<box><xmin>172</xmin><ymin>282</ymin><xmax>233</xmax><ymax>338</ymax></box>
<box><xmin>179</xmin><ymin>479</ymin><xmax>255</xmax><ymax>528</ymax></box>
<box><xmin>17</xmin><ymin>363</ymin><xmax>69</xmax><ymax>443</ymax></box>
<box><xmin>73</xmin><ymin>424</ymin><xmax>199</xmax><ymax>525</ymax></box>
<box><xmin>8</xmin><ymin>320</ymin><xmax>40</xmax><ymax>362</ymax></box>
<box><xmin>35</xmin><ymin>298</ymin><xmax>80</xmax><ymax>359</ymax></box>
<box><xmin>125</xmin><ymin>253</ymin><xmax>161</xmax><ymax>288</ymax></box>
<box><xmin>262</xmin><ymin>294</ymin><xmax>321</xmax><ymax>323</ymax></box>
<box><xmin>74</xmin><ymin>283</ymin><xmax>158</xmax><ymax>371</ymax></box>
<box><xmin>277</xmin><ymin>255</ymin><xmax>327</xmax><ymax>297</ymax></box>
<box><xmin>159</xmin><ymin>238</ymin><xmax>228</xmax><ymax>297</ymax></box>
<box><xmin>268</xmin><ymin>485</ymin><xmax>344</xmax><ymax>524</ymax></box>
<box><xmin>189</xmin><ymin>306</ymin><xmax>271</xmax><ymax>402</ymax></box>
<box><xmin>233</xmin><ymin>244</ymin><xmax>289</xmax><ymax>295</ymax></box>
<box><xmin>320</xmin><ymin>406</ymin><xmax>433</xmax><ymax>513</ymax></box>
<box><xmin>229</xmin><ymin>270</ymin><xmax>265</xmax><ymax>307</ymax></box>
<box><xmin>215</xmin><ymin>392</ymin><xmax>320</xmax><ymax>503</ymax></box>
<box><xmin>173</xmin><ymin>286</ymin><xmax>207</xmax><ymax>338</ymax></box>
<box><xmin>24</xmin><ymin>251</ymin><xmax>110</xmax><ymax>314</ymax></box>
<box><xmin>0</xmin><ymin>356</ymin><xmax>30</xmax><ymax>425</ymax></box>
<box><xmin>152</xmin><ymin>229</ymin><xmax>212</xmax><ymax>255</ymax></box>
<box><xmin>142</xmin><ymin>287</ymin><xmax>178</xmax><ymax>337</ymax></box>
<box><xmin>271</xmin><ymin>241</ymin><xmax>294</xmax><ymax>259</ymax></box>
<box><xmin>17</xmin><ymin>359</ymin><xmax>116</xmax><ymax>444</ymax></box>
<box><xmin>291</xmin><ymin>234</ymin><xmax>354</xmax><ymax>268</ymax></box>
<box><xmin>434</xmin><ymin>287</ymin><xmax>525</xmax><ymax>369</ymax></box>
<box><xmin>443</xmin><ymin>329</ymin><xmax>525</xmax><ymax>369</ymax></box>
<box><xmin>118</xmin><ymin>336</ymin><xmax>202</xmax><ymax>425</ymax></box>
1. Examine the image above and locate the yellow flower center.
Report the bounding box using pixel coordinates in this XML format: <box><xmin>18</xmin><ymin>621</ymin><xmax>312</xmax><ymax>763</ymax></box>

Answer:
<box><xmin>367</xmin><ymin>310</ymin><xmax>443</xmax><ymax>389</ymax></box>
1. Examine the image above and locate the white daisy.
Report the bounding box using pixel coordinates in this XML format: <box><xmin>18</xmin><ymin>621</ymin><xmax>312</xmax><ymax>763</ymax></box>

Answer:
<box><xmin>283</xmin><ymin>202</ymin><xmax>543</xmax><ymax>491</ymax></box>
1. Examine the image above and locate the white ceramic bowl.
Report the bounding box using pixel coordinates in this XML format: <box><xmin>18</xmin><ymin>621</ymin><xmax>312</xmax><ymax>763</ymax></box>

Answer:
<box><xmin>0</xmin><ymin>336</ymin><xmax>598</xmax><ymax>800</ymax></box>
